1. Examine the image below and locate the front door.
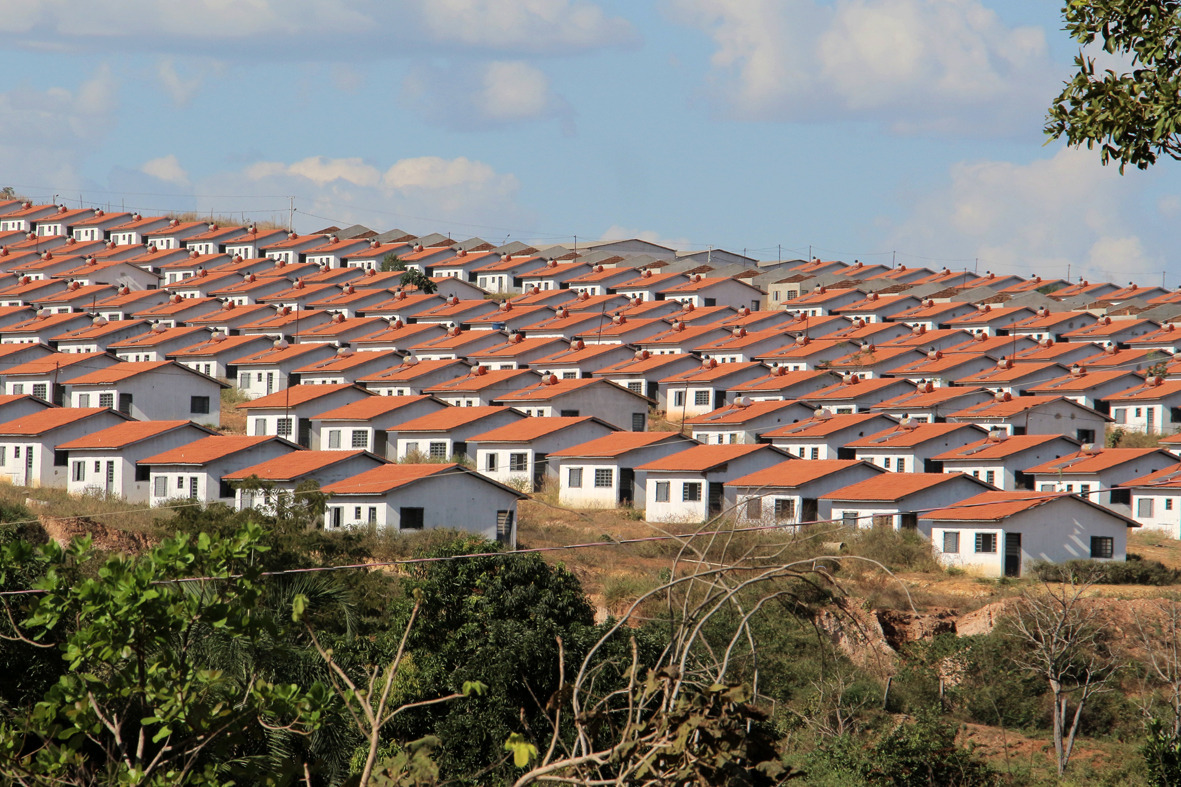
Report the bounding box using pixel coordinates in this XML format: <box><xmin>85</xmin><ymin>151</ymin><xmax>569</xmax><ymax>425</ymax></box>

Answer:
<box><xmin>532</xmin><ymin>453</ymin><xmax>547</xmax><ymax>491</ymax></box>
<box><xmin>22</xmin><ymin>446</ymin><xmax>33</xmax><ymax>486</ymax></box>
<box><xmin>708</xmin><ymin>482</ymin><xmax>724</xmax><ymax>518</ymax></box>
<box><xmin>105</xmin><ymin>461</ymin><xmax>115</xmax><ymax>495</ymax></box>
<box><xmin>618</xmin><ymin>468</ymin><xmax>635</xmax><ymax>505</ymax></box>
<box><xmin>1004</xmin><ymin>532</ymin><xmax>1022</xmax><ymax>578</ymax></box>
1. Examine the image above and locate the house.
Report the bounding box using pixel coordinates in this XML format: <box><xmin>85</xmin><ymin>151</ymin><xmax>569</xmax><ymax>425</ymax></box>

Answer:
<box><xmin>528</xmin><ymin>340</ymin><xmax>637</xmax><ymax>379</ymax></box>
<box><xmin>525</xmin><ymin>308</ymin><xmax>610</xmax><ymax>340</ymax></box>
<box><xmin>106</xmin><ymin>214</ymin><xmax>173</xmax><ymax>245</ymax></box>
<box><xmin>1127</xmin><ymin>323</ymin><xmax>1181</xmax><ymax>355</ymax></box>
<box><xmin>827</xmin><ymin>319</ymin><xmax>915</xmax><ymax>347</ymax></box>
<box><xmin>846</xmin><ymin>421</ymin><xmax>987</xmax><ymax>474</ymax></box>
<box><xmin>168</xmin><ymin>334</ymin><xmax>274</xmax><ymax>381</ymax></box>
<box><xmin>92</xmin><ymin>288</ymin><xmax>171</xmax><ymax>321</ymax></box>
<box><xmin>922</xmin><ymin>491</ymin><xmax>1138</xmax><ymax>578</ymax></box>
<box><xmin>1025</xmin><ymin>447</ymin><xmax>1178</xmax><ymax>511</ymax></box>
<box><xmin>1060</xmin><ymin>316</ymin><xmax>1160</xmax><ymax>347</ymax></box>
<box><xmin>387</xmin><ymin>406</ymin><xmax>524</xmax><ymax>462</ymax></box>
<box><xmin>946</xmin><ymin>393</ymin><xmax>1109</xmax><ymax>442</ymax></box>
<box><xmin>886</xmin><ymin>350</ymin><xmax>997</xmax><ymax>388</ymax></box>
<box><xmin>612</xmin><ymin>270</ymin><xmax>690</xmax><ymax>302</ymax></box>
<box><xmin>236</xmin><ymin>305</ymin><xmax>335</xmax><ymax>339</ymax></box>
<box><xmin>305</xmin><ymin>284</ymin><xmax>397</xmax><ymax>318</ymax></box>
<box><xmin>798</xmin><ymin>375</ymin><xmax>914</xmax><ymax>415</ymax></box>
<box><xmin>412</xmin><ymin>297</ymin><xmax>499</xmax><ymax>329</ymax></box>
<box><xmin>292</xmin><ymin>349</ymin><xmax>403</xmax><ymax>386</ymax></box>
<box><xmin>1026</xmin><ymin>366</ymin><xmax>1144</xmax><ymax>412</ymax></box>
<box><xmin>834</xmin><ymin>292</ymin><xmax>922</xmax><ymax>324</ymax></box>
<box><xmin>357</xmin><ymin>357</ymin><xmax>469</xmax><ymax>397</ymax></box>
<box><xmin>53</xmin><ymin>318</ymin><xmax>152</xmax><ymax>355</ymax></box>
<box><xmin>64</xmin><ymin>361</ymin><xmax>227</xmax><ymax>424</ymax></box>
<box><xmin>953</xmin><ymin>359</ymin><xmax>1068</xmax><ymax>396</ymax></box>
<box><xmin>4</xmin><ymin>351</ymin><xmax>121</xmax><ymax>403</ymax></box>
<box><xmin>0</xmin><ymin>341</ymin><xmax>52</xmax><ymax>375</ymax></box>
<box><xmin>466</xmin><ymin>302</ymin><xmax>557</xmax><ymax>333</ymax></box>
<box><xmin>58</xmin><ymin>420</ymin><xmax>216</xmax><ymax>502</ymax></box>
<box><xmin>825</xmin><ymin>345</ymin><xmax>927</xmax><ymax>379</ymax></box>
<box><xmin>422</xmin><ymin>366</ymin><xmax>539</xmax><ymax>407</ymax></box>
<box><xmin>223</xmin><ymin>226</ymin><xmax>289</xmax><ymax>259</ymax></box>
<box><xmin>1005</xmin><ymin>309</ymin><xmax>1096</xmax><ymax>342</ymax></box>
<box><xmin>550</xmin><ymin>431</ymin><xmax>692</xmax><ymax>508</ymax></box>
<box><xmin>0</xmin><ymin>393</ymin><xmax>54</xmax><ymax>422</ymax></box>
<box><xmin>467</xmin><ymin>335</ymin><xmax>570</xmax><ymax>371</ymax></box>
<box><xmin>881</xmin><ymin>327</ymin><xmax>977</xmax><ymax>352</ymax></box>
<box><xmin>33</xmin><ymin>283</ymin><xmax>119</xmax><ymax>314</ymax></box>
<box><xmin>261</xmin><ymin>231</ymin><xmax>329</xmax><ymax>265</ymax></box>
<box><xmin>727</xmin><ymin>368</ymin><xmax>834</xmax><ymax>403</ymax></box>
<box><xmin>1119</xmin><ymin>463</ymin><xmax>1181</xmax><ymax>537</ymax></box>
<box><xmin>407</xmin><ymin>327</ymin><xmax>509</xmax><ymax>361</ymax></box>
<box><xmin>658</xmin><ymin>361</ymin><xmax>767</xmax><ymax>418</ymax></box>
<box><xmin>310</xmin><ymin>395</ymin><xmax>446</xmax><ymax>456</ymax></box>
<box><xmin>634</xmin><ymin>322</ymin><xmax>731</xmax><ymax>356</ymax></box>
<box><xmin>932</xmin><ymin>433</ymin><xmax>1081</xmax><ymax>490</ymax></box>
<box><xmin>1078</xmin><ymin>345</ymin><xmax>1170</xmax><ymax>373</ymax></box>
<box><xmin>781</xmin><ymin>286</ymin><xmax>867</xmax><ymax>317</ymax></box>
<box><xmin>132</xmin><ymin>295</ymin><xmax>224</xmax><ymax>327</ymax></box>
<box><xmin>495</xmin><ymin>376</ymin><xmax>652</xmax><ymax>431</ymax></box>
<box><xmin>225</xmin><ymin>450</ymin><xmax>388</xmax><ymax>515</ymax></box>
<box><xmin>139</xmin><ymin>434</ymin><xmax>300</xmax><ymax>507</ymax></box>
<box><xmin>108</xmin><ymin>325</ymin><xmax>210</xmax><ymax>362</ymax></box>
<box><xmin>230</xmin><ymin>342</ymin><xmax>338</xmax><ymax>398</ymax></box>
<box><xmin>294</xmin><ymin>315</ymin><xmax>389</xmax><ymax>345</ymax></box>
<box><xmin>762</xmin><ymin>411</ymin><xmax>899</xmax><ymax>459</ymax></box>
<box><xmin>349</xmin><ymin>321</ymin><xmax>447</xmax><ymax>352</ymax></box>
<box><xmin>1</xmin><ymin>312</ymin><xmax>93</xmax><ymax>346</ymax></box>
<box><xmin>1107</xmin><ymin>377</ymin><xmax>1181</xmax><ymax>434</ymax></box>
<box><xmin>636</xmin><ymin>443</ymin><xmax>791</xmax><ymax>523</ymax></box>
<box><xmin>684</xmin><ymin>399</ymin><xmax>814</xmax><ymax>445</ymax></box>
<box><xmin>693</xmin><ymin>328</ymin><xmax>793</xmax><ymax>364</ymax></box>
<box><xmin>472</xmin><ymin>254</ymin><xmax>555</xmax><ymax>294</ymax></box>
<box><xmin>0</xmin><ymin>407</ymin><xmax>130</xmax><ymax>487</ymax></box>
<box><xmin>821</xmin><ymin>471</ymin><xmax>996</xmax><ymax>530</ymax></box>
<box><xmin>579</xmin><ymin>315</ymin><xmax>670</xmax><ymax>346</ymax></box>
<box><xmin>729</xmin><ymin>460</ymin><xmax>886</xmax><ymax>526</ymax></box>
<box><xmin>659</xmin><ymin>275</ymin><xmax>763</xmax><ymax>310</ymax></box>
<box><xmin>945</xmin><ymin>305</ymin><xmax>1038</xmax><ymax>336</ymax></box>
<box><xmin>1008</xmin><ymin>339</ymin><xmax>1098</xmax><ymax>367</ymax></box>
<box><xmin>889</xmin><ymin>300</ymin><xmax>978</xmax><ymax>331</ymax></box>
<box><xmin>755</xmin><ymin>338</ymin><xmax>853</xmax><ymax>372</ymax></box>
<box><xmin>240</xmin><ymin>383</ymin><xmax>372</xmax><ymax>447</ymax></box>
<box><xmin>321</xmin><ymin>463</ymin><xmax>525</xmax><ymax>546</ymax></box>
<box><xmin>468</xmin><ymin>416</ymin><xmax>619</xmax><ymax>491</ymax></box>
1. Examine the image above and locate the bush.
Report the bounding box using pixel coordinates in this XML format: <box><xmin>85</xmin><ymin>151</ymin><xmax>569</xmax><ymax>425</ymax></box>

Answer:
<box><xmin>1031</xmin><ymin>557</ymin><xmax>1180</xmax><ymax>586</ymax></box>
<box><xmin>847</xmin><ymin>526</ymin><xmax>942</xmax><ymax>573</ymax></box>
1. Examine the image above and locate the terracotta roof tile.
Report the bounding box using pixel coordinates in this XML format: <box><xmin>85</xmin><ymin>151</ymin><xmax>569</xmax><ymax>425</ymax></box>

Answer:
<box><xmin>139</xmin><ymin>435</ymin><xmax>287</xmax><ymax>465</ymax></box>
<box><xmin>223</xmin><ymin>449</ymin><xmax>374</xmax><ymax>481</ymax></box>
<box><xmin>922</xmin><ymin>490</ymin><xmax>1062</xmax><ymax>520</ymax></box>
<box><xmin>57</xmin><ymin>420</ymin><xmax>202</xmax><ymax>450</ymax></box>
<box><xmin>0</xmin><ymin>407</ymin><xmax>119</xmax><ymax>435</ymax></box>
<box><xmin>312</xmin><ymin>395</ymin><xmax>436</xmax><ymax>421</ymax></box>
<box><xmin>320</xmin><ymin>463</ymin><xmax>456</xmax><ymax>494</ymax></box>
<box><xmin>468</xmin><ymin>416</ymin><xmax>607</xmax><ymax>442</ymax></box>
<box><xmin>635</xmin><ymin>443</ymin><xmax>776</xmax><ymax>472</ymax></box>
<box><xmin>240</xmin><ymin>383</ymin><xmax>366</xmax><ymax>409</ymax></box>
<box><xmin>820</xmin><ymin>472</ymin><xmax>982</xmax><ymax>501</ymax></box>
<box><xmin>1025</xmin><ymin>448</ymin><xmax>1173</xmax><ymax>475</ymax></box>
<box><xmin>549</xmin><ymin>431</ymin><xmax>684</xmax><ymax>458</ymax></box>
<box><xmin>728</xmin><ymin>459</ymin><xmax>877</xmax><ymax>488</ymax></box>
<box><xmin>389</xmin><ymin>406</ymin><xmax>517</xmax><ymax>432</ymax></box>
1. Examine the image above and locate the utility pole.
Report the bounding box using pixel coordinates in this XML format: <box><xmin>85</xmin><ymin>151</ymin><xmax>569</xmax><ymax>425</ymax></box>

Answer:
<box><xmin>288</xmin><ymin>197</ymin><xmax>294</xmax><ymax>232</ymax></box>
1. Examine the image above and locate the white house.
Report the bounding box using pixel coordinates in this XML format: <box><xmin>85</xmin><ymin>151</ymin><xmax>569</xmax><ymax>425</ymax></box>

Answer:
<box><xmin>240</xmin><ymin>383</ymin><xmax>372</xmax><ymax>447</ymax></box>
<box><xmin>64</xmin><ymin>361</ymin><xmax>227</xmax><ymax>425</ymax></box>
<box><xmin>684</xmin><ymin>399</ymin><xmax>815</xmax><ymax>445</ymax></box>
<box><xmin>658</xmin><ymin>361</ymin><xmax>768</xmax><ymax>419</ymax></box>
<box><xmin>423</xmin><ymin>367</ymin><xmax>540</xmax><ymax>407</ymax></box>
<box><xmin>729</xmin><ymin>459</ymin><xmax>887</xmax><ymax>526</ymax></box>
<box><xmin>231</xmin><ymin>342</ymin><xmax>339</xmax><ymax>398</ymax></box>
<box><xmin>636</xmin><ymin>444</ymin><xmax>791</xmax><ymax>523</ymax></box>
<box><xmin>1025</xmin><ymin>447</ymin><xmax>1178</xmax><ymax>512</ymax></box>
<box><xmin>550</xmin><ymin>431</ymin><xmax>693</xmax><ymax>508</ymax></box>
<box><xmin>59</xmin><ymin>420</ymin><xmax>216</xmax><ymax>502</ymax></box>
<box><xmin>224</xmin><ymin>450</ymin><xmax>388</xmax><ymax>515</ymax></box>
<box><xmin>387</xmin><ymin>405</ymin><xmax>524</xmax><ymax>462</ymax></box>
<box><xmin>495</xmin><ymin>376</ymin><xmax>652</xmax><ymax>431</ymax></box>
<box><xmin>139</xmin><ymin>434</ymin><xmax>301</xmax><ymax>508</ymax></box>
<box><xmin>923</xmin><ymin>491</ymin><xmax>1138</xmax><ymax>578</ymax></box>
<box><xmin>0</xmin><ymin>407</ymin><xmax>130</xmax><ymax>488</ymax></box>
<box><xmin>820</xmin><ymin>471</ymin><xmax>996</xmax><ymax>531</ymax></box>
<box><xmin>762</xmin><ymin>411</ymin><xmax>900</xmax><ymax>460</ymax></box>
<box><xmin>358</xmin><ymin>357</ymin><xmax>470</xmax><ymax>397</ymax></box>
<box><xmin>467</xmin><ymin>416</ymin><xmax>618</xmax><ymax>492</ymax></box>
<box><xmin>321</xmin><ymin>463</ymin><xmax>526</xmax><ymax>546</ymax></box>
<box><xmin>932</xmin><ymin>433</ymin><xmax>1082</xmax><ymax>490</ymax></box>
<box><xmin>1107</xmin><ymin>377</ymin><xmax>1181</xmax><ymax>435</ymax></box>
<box><xmin>310</xmin><ymin>394</ymin><xmax>446</xmax><ymax>455</ymax></box>
<box><xmin>846</xmin><ymin>422</ymin><xmax>989</xmax><ymax>474</ymax></box>
<box><xmin>946</xmin><ymin>394</ymin><xmax>1109</xmax><ymax>444</ymax></box>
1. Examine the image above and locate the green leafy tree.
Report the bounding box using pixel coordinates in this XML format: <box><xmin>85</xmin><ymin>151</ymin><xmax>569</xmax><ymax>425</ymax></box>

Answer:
<box><xmin>1046</xmin><ymin>2</ymin><xmax>1181</xmax><ymax>171</ymax></box>
<box><xmin>398</xmin><ymin>268</ymin><xmax>437</xmax><ymax>295</ymax></box>
<box><xmin>380</xmin><ymin>254</ymin><xmax>406</xmax><ymax>273</ymax></box>
<box><xmin>0</xmin><ymin>523</ymin><xmax>331</xmax><ymax>786</ymax></box>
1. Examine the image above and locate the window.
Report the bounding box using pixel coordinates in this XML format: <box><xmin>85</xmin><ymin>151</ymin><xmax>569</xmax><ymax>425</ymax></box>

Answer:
<box><xmin>276</xmin><ymin>418</ymin><xmax>293</xmax><ymax>437</ymax></box>
<box><xmin>367</xmin><ymin>507</ymin><xmax>377</xmax><ymax>524</ymax></box>
<box><xmin>1168</xmin><ymin>498</ymin><xmax>1174</xmax><ymax>511</ymax></box>
<box><xmin>594</xmin><ymin>468</ymin><xmax>613</xmax><ymax>488</ymax></box>
<box><xmin>53</xmin><ymin>450</ymin><xmax>67</xmax><ymax>467</ymax></box>
<box><xmin>239</xmin><ymin>374</ymin><xmax>250</xmax><ymax>389</ymax></box>
<box><xmin>745</xmin><ymin>497</ymin><xmax>762</xmax><ymax>519</ymax></box>
<box><xmin>655</xmin><ymin>481</ymin><xmax>670</xmax><ymax>502</ymax></box>
<box><xmin>627</xmin><ymin>381</ymin><xmax>642</xmax><ymax>393</ymax></box>
<box><xmin>975</xmin><ymin>533</ymin><xmax>997</xmax><ymax>553</ymax></box>
<box><xmin>673</xmin><ymin>390</ymin><xmax>685</xmax><ymax>407</ymax></box>
<box><xmin>99</xmin><ymin>393</ymin><xmax>114</xmax><ymax>408</ymax></box>
<box><xmin>810</xmin><ymin>447</ymin><xmax>820</xmax><ymax>460</ymax></box>
<box><xmin>153</xmin><ymin>477</ymin><xmax>166</xmax><ymax>498</ymax></box>
<box><xmin>189</xmin><ymin>477</ymin><xmax>198</xmax><ymax>499</ymax></box>
<box><xmin>486</xmin><ymin>453</ymin><xmax>498</xmax><ymax>472</ymax></box>
<box><xmin>72</xmin><ymin>462</ymin><xmax>84</xmax><ymax>482</ymax></box>
<box><xmin>1039</xmin><ymin>484</ymin><xmax>1055</xmax><ymax>491</ymax></box>
<box><xmin>774</xmin><ymin>499</ymin><xmax>796</xmax><ymax>521</ymax></box>
<box><xmin>328</xmin><ymin>430</ymin><xmax>341</xmax><ymax>449</ymax></box>
<box><xmin>1090</xmin><ymin>536</ymin><xmax>1114</xmax><ymax>559</ymax></box>
<box><xmin>78</xmin><ymin>393</ymin><xmax>90</xmax><ymax>407</ymax></box>
<box><xmin>561</xmin><ymin>372</ymin><xmax>577</xmax><ymax>379</ymax></box>
<box><xmin>896</xmin><ymin>458</ymin><xmax>906</xmax><ymax>473</ymax></box>
<box><xmin>883</xmin><ymin>457</ymin><xmax>891</xmax><ymax>470</ymax></box>
<box><xmin>351</xmin><ymin>431</ymin><xmax>368</xmax><ymax>449</ymax></box>
<box><xmin>1138</xmin><ymin>498</ymin><xmax>1155</xmax><ymax>518</ymax></box>
<box><xmin>943</xmin><ymin>531</ymin><xmax>960</xmax><ymax>553</ymax></box>
<box><xmin>400</xmin><ymin>507</ymin><xmax>424</xmax><ymax>530</ymax></box>
<box><xmin>509</xmin><ymin>452</ymin><xmax>528</xmax><ymax>472</ymax></box>
<box><xmin>694</xmin><ymin>391</ymin><xmax>710</xmax><ymax>406</ymax></box>
<box><xmin>1079</xmin><ymin>484</ymin><xmax>1091</xmax><ymax>497</ymax></box>
<box><xmin>405</xmin><ymin>441</ymin><xmax>419</xmax><ymax>456</ymax></box>
<box><xmin>682</xmin><ymin>482</ymin><xmax>702</xmax><ymax>502</ymax></box>
<box><xmin>568</xmin><ymin>467</ymin><xmax>583</xmax><ymax>488</ymax></box>
<box><xmin>428</xmin><ymin>441</ymin><xmax>447</xmax><ymax>459</ymax></box>
<box><xmin>354</xmin><ymin>506</ymin><xmax>363</xmax><ymax>520</ymax></box>
<box><xmin>985</xmin><ymin>470</ymin><xmax>995</xmax><ymax>485</ymax></box>
<box><xmin>135</xmin><ymin>466</ymin><xmax>150</xmax><ymax>482</ymax></box>
<box><xmin>10</xmin><ymin>384</ymin><xmax>22</xmax><ymax>395</ymax></box>
<box><xmin>32</xmin><ymin>383</ymin><xmax>46</xmax><ymax>400</ymax></box>
<box><xmin>190</xmin><ymin>396</ymin><xmax>210</xmax><ymax>415</ymax></box>
<box><xmin>631</xmin><ymin>412</ymin><xmax>645</xmax><ymax>432</ymax></box>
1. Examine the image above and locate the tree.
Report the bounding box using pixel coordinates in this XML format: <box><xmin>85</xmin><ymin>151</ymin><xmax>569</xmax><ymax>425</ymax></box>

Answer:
<box><xmin>380</xmin><ymin>254</ymin><xmax>406</xmax><ymax>273</ymax></box>
<box><xmin>0</xmin><ymin>524</ymin><xmax>330</xmax><ymax>785</ymax></box>
<box><xmin>1046</xmin><ymin>2</ymin><xmax>1181</xmax><ymax>171</ymax></box>
<box><xmin>1005</xmin><ymin>568</ymin><xmax>1118</xmax><ymax>777</ymax></box>
<box><xmin>398</xmin><ymin>268</ymin><xmax>436</xmax><ymax>295</ymax></box>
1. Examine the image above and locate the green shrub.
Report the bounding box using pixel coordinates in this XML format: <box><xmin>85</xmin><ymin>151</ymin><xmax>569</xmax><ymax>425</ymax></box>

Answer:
<box><xmin>1031</xmin><ymin>557</ymin><xmax>1180</xmax><ymax>586</ymax></box>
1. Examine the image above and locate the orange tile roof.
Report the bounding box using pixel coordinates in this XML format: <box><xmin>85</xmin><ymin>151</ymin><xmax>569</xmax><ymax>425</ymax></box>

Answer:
<box><xmin>499</xmin><ymin>377</ymin><xmax>632</xmax><ymax>401</ymax></box>
<box><xmin>139</xmin><ymin>435</ymin><xmax>286</xmax><ymax>465</ymax></box>
<box><xmin>660</xmin><ymin>361</ymin><xmax>765</xmax><ymax>384</ymax></box>
<box><xmin>389</xmin><ymin>405</ymin><xmax>516</xmax><ymax>432</ymax></box>
<box><xmin>107</xmin><ymin>326</ymin><xmax>207</xmax><ymax>348</ymax></box>
<box><xmin>5</xmin><ymin>352</ymin><xmax>112</xmax><ymax>376</ymax></box>
<box><xmin>231</xmin><ymin>343</ymin><xmax>334</xmax><ymax>365</ymax></box>
<box><xmin>358</xmin><ymin>358</ymin><xmax>468</xmax><ymax>382</ymax></box>
<box><xmin>468</xmin><ymin>416</ymin><xmax>607</xmax><ymax>442</ymax></box>
<box><xmin>1027</xmin><ymin>369</ymin><xmax>1142</xmax><ymax>394</ymax></box>
<box><xmin>57</xmin><ymin>420</ymin><xmax>202</xmax><ymax>450</ymax></box>
<box><xmin>932</xmin><ymin>433</ymin><xmax>1075</xmax><ymax>461</ymax></box>
<box><xmin>685</xmin><ymin>399</ymin><xmax>806</xmax><ymax>425</ymax></box>
<box><xmin>844</xmin><ymin>422</ymin><xmax>979</xmax><ymax>448</ymax></box>
<box><xmin>548</xmin><ymin>431</ymin><xmax>684</xmax><ymax>458</ymax></box>
<box><xmin>170</xmin><ymin>335</ymin><xmax>269</xmax><ymax>357</ymax></box>
<box><xmin>321</xmin><ymin>463</ymin><xmax>456</xmax><ymax>494</ymax></box>
<box><xmin>312</xmin><ymin>395</ymin><xmax>436</xmax><ymax>421</ymax></box>
<box><xmin>223</xmin><ymin>450</ymin><xmax>373</xmax><ymax>481</ymax></box>
<box><xmin>728</xmin><ymin>459</ymin><xmax>876</xmax><ymax>488</ymax></box>
<box><xmin>761</xmin><ymin>411</ymin><xmax>891</xmax><ymax>438</ymax></box>
<box><xmin>732</xmin><ymin>369</ymin><xmax>832</xmax><ymax>391</ymax></box>
<box><xmin>294</xmin><ymin>349</ymin><xmax>400</xmax><ymax>373</ymax></box>
<box><xmin>1024</xmin><ymin>448</ymin><xmax>1173</xmax><ymax>475</ymax></box>
<box><xmin>820</xmin><ymin>472</ymin><xmax>982</xmax><ymax>501</ymax></box>
<box><xmin>0</xmin><ymin>407</ymin><xmax>118</xmax><ymax>435</ymax></box>
<box><xmin>948</xmin><ymin>394</ymin><xmax>1083</xmax><ymax>418</ymax></box>
<box><xmin>241</xmin><ymin>383</ymin><xmax>365</xmax><ymax>409</ymax></box>
<box><xmin>1119</xmin><ymin>462</ymin><xmax>1181</xmax><ymax>489</ymax></box>
<box><xmin>65</xmin><ymin>361</ymin><xmax>178</xmax><ymax>385</ymax></box>
<box><xmin>424</xmin><ymin>367</ymin><xmax>537</xmax><ymax>392</ymax></box>
<box><xmin>597</xmin><ymin>352</ymin><xmax>696</xmax><ymax>375</ymax></box>
<box><xmin>635</xmin><ymin>443</ymin><xmax>775</xmax><ymax>472</ymax></box>
<box><xmin>922</xmin><ymin>490</ymin><xmax>1062</xmax><ymax>520</ymax></box>
<box><xmin>1106</xmin><ymin>378</ymin><xmax>1181</xmax><ymax>402</ymax></box>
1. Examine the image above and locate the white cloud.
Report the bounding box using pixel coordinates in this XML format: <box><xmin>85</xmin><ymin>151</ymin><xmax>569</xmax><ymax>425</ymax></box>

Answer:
<box><xmin>0</xmin><ymin>64</ymin><xmax>118</xmax><ymax>192</ymax></box>
<box><xmin>0</xmin><ymin>0</ymin><xmax>635</xmax><ymax>56</ymax></box>
<box><xmin>140</xmin><ymin>154</ymin><xmax>190</xmax><ymax>186</ymax></box>
<box><xmin>668</xmin><ymin>0</ymin><xmax>1053</xmax><ymax>134</ymax></box>
<box><xmin>196</xmin><ymin>154</ymin><xmax>526</xmax><ymax>234</ymax></box>
<box><xmin>156</xmin><ymin>58</ymin><xmax>206</xmax><ymax>106</ymax></box>
<box><xmin>403</xmin><ymin>60</ymin><xmax>574</xmax><ymax>131</ymax></box>
<box><xmin>886</xmin><ymin>147</ymin><xmax>1166</xmax><ymax>283</ymax></box>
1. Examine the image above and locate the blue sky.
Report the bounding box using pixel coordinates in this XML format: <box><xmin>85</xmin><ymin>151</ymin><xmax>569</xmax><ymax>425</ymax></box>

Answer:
<box><xmin>1</xmin><ymin>0</ymin><xmax>1177</xmax><ymax>284</ymax></box>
